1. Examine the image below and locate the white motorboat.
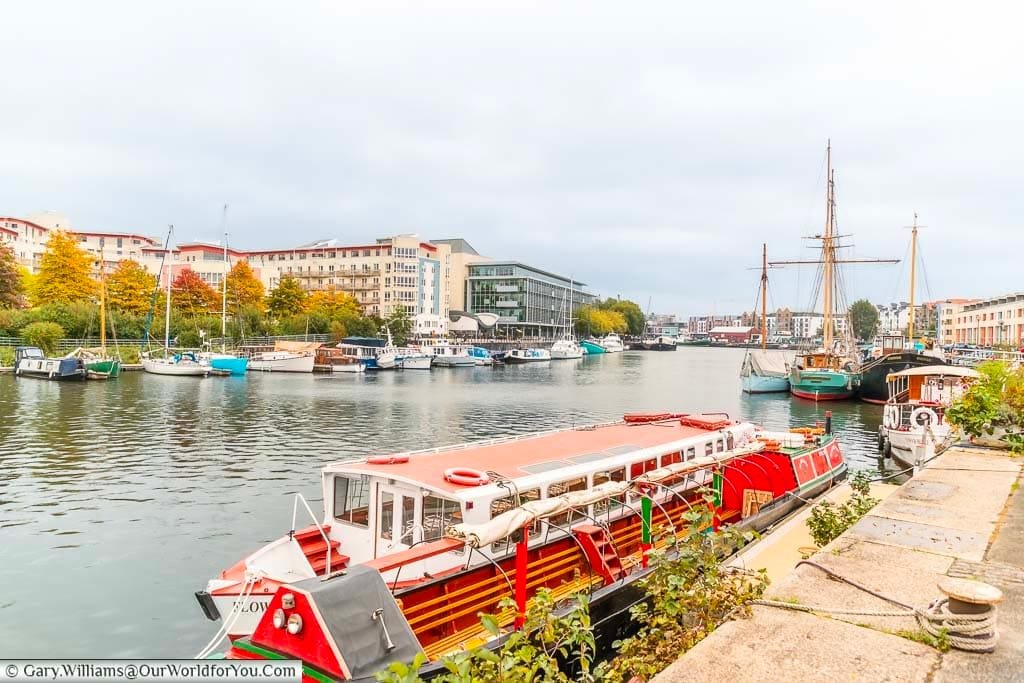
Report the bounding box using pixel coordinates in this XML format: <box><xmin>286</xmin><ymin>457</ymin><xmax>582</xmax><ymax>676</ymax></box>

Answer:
<box><xmin>599</xmin><ymin>333</ymin><xmax>625</xmax><ymax>353</ymax></box>
<box><xmin>880</xmin><ymin>365</ymin><xmax>979</xmax><ymax>467</ymax></box>
<box><xmin>332</xmin><ymin>360</ymin><xmax>366</xmax><ymax>374</ymax></box>
<box><xmin>504</xmin><ymin>348</ymin><xmax>552</xmax><ymax>364</ymax></box>
<box><xmin>397</xmin><ymin>352</ymin><xmax>432</xmax><ymax>370</ymax></box>
<box><xmin>420</xmin><ymin>341</ymin><xmax>476</xmax><ymax>367</ymax></box>
<box><xmin>550</xmin><ymin>337</ymin><xmax>583</xmax><ymax>359</ymax></box>
<box><xmin>248</xmin><ymin>351</ymin><xmax>315</xmax><ymax>373</ymax></box>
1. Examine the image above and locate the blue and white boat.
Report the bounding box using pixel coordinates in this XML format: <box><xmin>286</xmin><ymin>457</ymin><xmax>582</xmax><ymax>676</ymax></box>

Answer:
<box><xmin>504</xmin><ymin>348</ymin><xmax>552</xmax><ymax>364</ymax></box>
<box><xmin>580</xmin><ymin>339</ymin><xmax>605</xmax><ymax>355</ymax></box>
<box><xmin>13</xmin><ymin>346</ymin><xmax>86</xmax><ymax>381</ymax></box>
<box><xmin>201</xmin><ymin>352</ymin><xmax>249</xmax><ymax>375</ymax></box>
<box><xmin>467</xmin><ymin>347</ymin><xmax>492</xmax><ymax>365</ymax></box>
<box><xmin>337</xmin><ymin>336</ymin><xmax>389</xmax><ymax>370</ymax></box>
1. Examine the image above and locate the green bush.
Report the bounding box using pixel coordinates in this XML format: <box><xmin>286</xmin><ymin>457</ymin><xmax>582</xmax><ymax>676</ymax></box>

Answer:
<box><xmin>0</xmin><ymin>346</ymin><xmax>14</xmax><ymax>367</ymax></box>
<box><xmin>21</xmin><ymin>321</ymin><xmax>65</xmax><ymax>355</ymax></box>
<box><xmin>946</xmin><ymin>361</ymin><xmax>1024</xmax><ymax>453</ymax></box>
<box><xmin>806</xmin><ymin>472</ymin><xmax>879</xmax><ymax>547</ymax></box>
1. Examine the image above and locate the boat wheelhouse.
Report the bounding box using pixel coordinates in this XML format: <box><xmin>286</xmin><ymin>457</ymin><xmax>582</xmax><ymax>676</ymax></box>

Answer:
<box><xmin>201</xmin><ymin>413</ymin><xmax>847</xmax><ymax>658</ymax></box>
<box><xmin>880</xmin><ymin>365</ymin><xmax>978</xmax><ymax>466</ymax></box>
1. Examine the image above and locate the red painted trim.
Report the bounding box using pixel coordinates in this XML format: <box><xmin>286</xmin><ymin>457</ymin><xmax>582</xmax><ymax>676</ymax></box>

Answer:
<box><xmin>789</xmin><ymin>389</ymin><xmax>853</xmax><ymax>401</ymax></box>
<box><xmin>419</xmin><ymin>242</ymin><xmax>438</xmax><ymax>252</ymax></box>
<box><xmin>71</xmin><ymin>231</ymin><xmax>159</xmax><ymax>243</ymax></box>
<box><xmin>0</xmin><ymin>217</ymin><xmax>49</xmax><ymax>232</ymax></box>
<box><xmin>514</xmin><ymin>526</ymin><xmax>529</xmax><ymax>628</ymax></box>
<box><xmin>364</xmin><ymin>537</ymin><xmax>464</xmax><ymax>573</ymax></box>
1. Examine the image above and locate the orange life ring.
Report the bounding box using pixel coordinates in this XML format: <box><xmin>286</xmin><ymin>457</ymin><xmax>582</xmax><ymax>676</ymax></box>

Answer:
<box><xmin>444</xmin><ymin>467</ymin><xmax>490</xmax><ymax>486</ymax></box>
<box><xmin>367</xmin><ymin>455</ymin><xmax>410</xmax><ymax>465</ymax></box>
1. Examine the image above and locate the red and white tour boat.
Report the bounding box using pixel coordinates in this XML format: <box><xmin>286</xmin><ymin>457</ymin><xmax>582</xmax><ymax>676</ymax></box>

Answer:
<box><xmin>196</xmin><ymin>412</ymin><xmax>847</xmax><ymax>680</ymax></box>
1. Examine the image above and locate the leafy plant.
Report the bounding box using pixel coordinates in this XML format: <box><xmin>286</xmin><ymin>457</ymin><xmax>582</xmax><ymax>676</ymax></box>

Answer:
<box><xmin>0</xmin><ymin>346</ymin><xmax>14</xmax><ymax>367</ymax></box>
<box><xmin>606</xmin><ymin>504</ymin><xmax>767</xmax><ymax>682</ymax></box>
<box><xmin>21</xmin><ymin>321</ymin><xmax>65</xmax><ymax>355</ymax></box>
<box><xmin>806</xmin><ymin>472</ymin><xmax>878</xmax><ymax>547</ymax></box>
<box><xmin>946</xmin><ymin>361</ymin><xmax>1024</xmax><ymax>453</ymax></box>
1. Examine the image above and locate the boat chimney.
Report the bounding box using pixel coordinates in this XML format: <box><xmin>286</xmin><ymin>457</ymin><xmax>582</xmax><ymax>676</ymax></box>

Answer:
<box><xmin>824</xmin><ymin>411</ymin><xmax>833</xmax><ymax>435</ymax></box>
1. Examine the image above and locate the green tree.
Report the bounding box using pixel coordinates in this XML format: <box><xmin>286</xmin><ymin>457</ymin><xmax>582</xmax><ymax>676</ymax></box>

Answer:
<box><xmin>171</xmin><ymin>269</ymin><xmax>218</xmax><ymax>315</ymax></box>
<box><xmin>106</xmin><ymin>259</ymin><xmax>156</xmax><ymax>316</ymax></box>
<box><xmin>21</xmin><ymin>321</ymin><xmax>64</xmax><ymax>354</ymax></box>
<box><xmin>598</xmin><ymin>298</ymin><xmax>645</xmax><ymax>335</ymax></box>
<box><xmin>266</xmin><ymin>275</ymin><xmax>308</xmax><ymax>317</ymax></box>
<box><xmin>385</xmin><ymin>305</ymin><xmax>414</xmax><ymax>345</ymax></box>
<box><xmin>0</xmin><ymin>244</ymin><xmax>26</xmax><ymax>308</ymax></box>
<box><xmin>225</xmin><ymin>260</ymin><xmax>265</xmax><ymax>313</ymax></box>
<box><xmin>849</xmin><ymin>299</ymin><xmax>879</xmax><ymax>340</ymax></box>
<box><xmin>307</xmin><ymin>289</ymin><xmax>362</xmax><ymax>320</ymax></box>
<box><xmin>31</xmin><ymin>231</ymin><xmax>97</xmax><ymax>306</ymax></box>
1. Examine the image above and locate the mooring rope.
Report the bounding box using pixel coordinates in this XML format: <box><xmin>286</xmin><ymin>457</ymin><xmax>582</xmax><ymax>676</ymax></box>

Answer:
<box><xmin>751</xmin><ymin>561</ymin><xmax>998</xmax><ymax>652</ymax></box>
<box><xmin>194</xmin><ymin>574</ymin><xmax>258</xmax><ymax>659</ymax></box>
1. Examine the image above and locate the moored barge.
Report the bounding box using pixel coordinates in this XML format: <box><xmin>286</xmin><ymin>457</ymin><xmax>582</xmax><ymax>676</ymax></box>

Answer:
<box><xmin>199</xmin><ymin>413</ymin><xmax>847</xmax><ymax>680</ymax></box>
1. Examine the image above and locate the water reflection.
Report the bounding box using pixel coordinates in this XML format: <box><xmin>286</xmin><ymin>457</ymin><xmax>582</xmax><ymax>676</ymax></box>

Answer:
<box><xmin>0</xmin><ymin>347</ymin><xmax>884</xmax><ymax>657</ymax></box>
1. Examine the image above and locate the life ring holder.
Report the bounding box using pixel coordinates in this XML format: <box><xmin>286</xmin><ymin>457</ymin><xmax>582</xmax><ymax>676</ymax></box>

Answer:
<box><xmin>444</xmin><ymin>467</ymin><xmax>490</xmax><ymax>486</ymax></box>
<box><xmin>367</xmin><ymin>455</ymin><xmax>410</xmax><ymax>465</ymax></box>
<box><xmin>909</xmin><ymin>407</ymin><xmax>939</xmax><ymax>428</ymax></box>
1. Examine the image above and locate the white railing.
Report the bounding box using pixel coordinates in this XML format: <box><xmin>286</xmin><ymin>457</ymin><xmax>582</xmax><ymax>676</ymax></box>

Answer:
<box><xmin>291</xmin><ymin>493</ymin><xmax>334</xmax><ymax>576</ymax></box>
<box><xmin>951</xmin><ymin>349</ymin><xmax>1024</xmax><ymax>367</ymax></box>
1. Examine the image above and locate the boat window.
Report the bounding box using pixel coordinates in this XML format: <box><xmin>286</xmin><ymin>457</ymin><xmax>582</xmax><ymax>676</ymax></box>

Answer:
<box><xmin>716</xmin><ymin>439</ymin><xmax>724</xmax><ymax>452</ymax></box>
<box><xmin>629</xmin><ymin>458</ymin><xmax>658</xmax><ymax>479</ymax></box>
<box><xmin>490</xmin><ymin>488</ymin><xmax>540</xmax><ymax>554</ymax></box>
<box><xmin>593</xmin><ymin>468</ymin><xmax>626</xmax><ymax>516</ymax></box>
<box><xmin>379</xmin><ymin>491</ymin><xmax>395</xmax><ymax>540</ymax></box>
<box><xmin>548</xmin><ymin>477</ymin><xmax>588</xmax><ymax>528</ymax></box>
<box><xmin>663</xmin><ymin>451</ymin><xmax>682</xmax><ymax>466</ymax></box>
<box><xmin>333</xmin><ymin>474</ymin><xmax>370</xmax><ymax>528</ymax></box>
<box><xmin>422</xmin><ymin>494</ymin><xmax>463</xmax><ymax>542</ymax></box>
<box><xmin>686</xmin><ymin>447</ymin><xmax>696</xmax><ymax>461</ymax></box>
<box><xmin>705</xmin><ymin>442</ymin><xmax>714</xmax><ymax>457</ymax></box>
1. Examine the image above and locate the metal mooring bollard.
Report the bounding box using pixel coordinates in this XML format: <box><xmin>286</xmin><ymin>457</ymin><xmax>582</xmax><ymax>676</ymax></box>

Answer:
<box><xmin>936</xmin><ymin>577</ymin><xmax>1003</xmax><ymax>653</ymax></box>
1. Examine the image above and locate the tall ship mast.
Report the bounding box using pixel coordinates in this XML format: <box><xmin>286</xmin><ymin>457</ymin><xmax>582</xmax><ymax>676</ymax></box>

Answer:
<box><xmin>774</xmin><ymin>141</ymin><xmax>897</xmax><ymax>401</ymax></box>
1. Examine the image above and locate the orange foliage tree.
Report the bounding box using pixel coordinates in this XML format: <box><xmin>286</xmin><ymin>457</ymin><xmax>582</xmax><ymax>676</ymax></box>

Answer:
<box><xmin>172</xmin><ymin>269</ymin><xmax>218</xmax><ymax>315</ymax></box>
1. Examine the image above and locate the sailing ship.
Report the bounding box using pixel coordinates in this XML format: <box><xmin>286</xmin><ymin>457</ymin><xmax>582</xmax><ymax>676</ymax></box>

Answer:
<box><xmin>741</xmin><ymin>244</ymin><xmax>789</xmax><ymax>393</ymax></box>
<box><xmin>879</xmin><ymin>365</ymin><xmax>978</xmax><ymax>467</ymax></box>
<box><xmin>77</xmin><ymin>252</ymin><xmax>122</xmax><ymax>379</ymax></box>
<box><xmin>198</xmin><ymin>413</ymin><xmax>847</xmax><ymax>675</ymax></box>
<box><xmin>201</xmin><ymin>218</ymin><xmax>248</xmax><ymax>376</ymax></box>
<box><xmin>784</xmin><ymin>143</ymin><xmax>896</xmax><ymax>400</ymax></box>
<box><xmin>858</xmin><ymin>215</ymin><xmax>947</xmax><ymax>403</ymax></box>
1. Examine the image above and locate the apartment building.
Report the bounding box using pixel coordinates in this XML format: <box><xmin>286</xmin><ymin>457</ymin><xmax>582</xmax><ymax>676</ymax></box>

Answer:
<box><xmin>949</xmin><ymin>293</ymin><xmax>1024</xmax><ymax>346</ymax></box>
<box><xmin>0</xmin><ymin>216</ymin><xmax>52</xmax><ymax>271</ymax></box>
<box><xmin>935</xmin><ymin>298</ymin><xmax>978</xmax><ymax>346</ymax></box>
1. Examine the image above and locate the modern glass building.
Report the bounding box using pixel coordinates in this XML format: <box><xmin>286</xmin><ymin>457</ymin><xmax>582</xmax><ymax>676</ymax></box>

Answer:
<box><xmin>466</xmin><ymin>262</ymin><xmax>597</xmax><ymax>337</ymax></box>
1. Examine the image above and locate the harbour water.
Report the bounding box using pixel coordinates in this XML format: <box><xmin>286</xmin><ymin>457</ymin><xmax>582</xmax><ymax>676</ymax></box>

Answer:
<box><xmin>0</xmin><ymin>347</ymin><xmax>885</xmax><ymax>658</ymax></box>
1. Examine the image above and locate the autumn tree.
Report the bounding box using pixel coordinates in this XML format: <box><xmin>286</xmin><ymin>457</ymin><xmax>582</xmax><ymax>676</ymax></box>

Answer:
<box><xmin>106</xmin><ymin>259</ymin><xmax>156</xmax><ymax>315</ymax></box>
<box><xmin>307</xmin><ymin>289</ymin><xmax>362</xmax><ymax>320</ymax></box>
<box><xmin>225</xmin><ymin>260</ymin><xmax>265</xmax><ymax>313</ymax></box>
<box><xmin>598</xmin><ymin>298</ymin><xmax>645</xmax><ymax>335</ymax></box>
<box><xmin>0</xmin><ymin>244</ymin><xmax>25</xmax><ymax>308</ymax></box>
<box><xmin>30</xmin><ymin>230</ymin><xmax>97</xmax><ymax>306</ymax></box>
<box><xmin>266</xmin><ymin>275</ymin><xmax>308</xmax><ymax>318</ymax></box>
<box><xmin>172</xmin><ymin>269</ymin><xmax>218</xmax><ymax>315</ymax></box>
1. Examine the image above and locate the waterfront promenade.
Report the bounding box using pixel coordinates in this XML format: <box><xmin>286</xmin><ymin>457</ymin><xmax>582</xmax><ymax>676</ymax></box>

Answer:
<box><xmin>655</xmin><ymin>444</ymin><xmax>1024</xmax><ymax>682</ymax></box>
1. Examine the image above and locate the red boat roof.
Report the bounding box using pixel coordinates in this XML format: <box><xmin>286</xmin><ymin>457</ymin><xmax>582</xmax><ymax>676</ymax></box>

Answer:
<box><xmin>329</xmin><ymin>416</ymin><xmax>736</xmax><ymax>494</ymax></box>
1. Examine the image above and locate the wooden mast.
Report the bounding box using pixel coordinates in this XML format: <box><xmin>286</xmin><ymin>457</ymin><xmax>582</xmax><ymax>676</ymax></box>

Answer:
<box><xmin>908</xmin><ymin>213</ymin><xmax>918</xmax><ymax>342</ymax></box>
<box><xmin>99</xmin><ymin>249</ymin><xmax>106</xmax><ymax>356</ymax></box>
<box><xmin>822</xmin><ymin>141</ymin><xmax>834</xmax><ymax>351</ymax></box>
<box><xmin>760</xmin><ymin>243</ymin><xmax>768</xmax><ymax>350</ymax></box>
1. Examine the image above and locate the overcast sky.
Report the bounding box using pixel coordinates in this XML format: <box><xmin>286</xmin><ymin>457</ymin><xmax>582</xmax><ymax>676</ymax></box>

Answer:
<box><xmin>3</xmin><ymin>2</ymin><xmax>1021</xmax><ymax>316</ymax></box>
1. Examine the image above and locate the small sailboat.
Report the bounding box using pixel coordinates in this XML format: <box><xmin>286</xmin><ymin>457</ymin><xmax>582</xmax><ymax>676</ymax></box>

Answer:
<box><xmin>143</xmin><ymin>226</ymin><xmax>210</xmax><ymax>378</ymax></box>
<box><xmin>551</xmin><ymin>284</ymin><xmax>584</xmax><ymax>359</ymax></box>
<box><xmin>741</xmin><ymin>245</ymin><xmax>789</xmax><ymax>393</ymax></box>
<box><xmin>201</xmin><ymin>219</ymin><xmax>248</xmax><ymax>376</ymax></box>
<box><xmin>80</xmin><ymin>250</ymin><xmax>121</xmax><ymax>379</ymax></box>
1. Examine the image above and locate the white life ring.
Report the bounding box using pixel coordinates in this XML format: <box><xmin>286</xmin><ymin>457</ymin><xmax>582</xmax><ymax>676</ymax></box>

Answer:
<box><xmin>910</xmin><ymin>407</ymin><xmax>938</xmax><ymax>428</ymax></box>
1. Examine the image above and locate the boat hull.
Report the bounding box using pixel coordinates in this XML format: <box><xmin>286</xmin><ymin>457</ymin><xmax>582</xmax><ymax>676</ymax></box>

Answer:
<box><xmin>142</xmin><ymin>358</ymin><xmax>209</xmax><ymax>376</ymax></box>
<box><xmin>432</xmin><ymin>356</ymin><xmax>475</xmax><ymax>367</ymax></box>
<box><xmin>399</xmin><ymin>355</ymin><xmax>432</xmax><ymax>370</ymax></box>
<box><xmin>789</xmin><ymin>369</ymin><xmax>857</xmax><ymax>400</ymax></box>
<box><xmin>248</xmin><ymin>354</ymin><xmax>315</xmax><ymax>373</ymax></box>
<box><xmin>741</xmin><ymin>373</ymin><xmax>790</xmax><ymax>393</ymax></box>
<box><xmin>580</xmin><ymin>340</ymin><xmax>605</xmax><ymax>355</ymax></box>
<box><xmin>209</xmin><ymin>357</ymin><xmax>249</xmax><ymax>376</ymax></box>
<box><xmin>859</xmin><ymin>352</ymin><xmax>947</xmax><ymax>404</ymax></box>
<box><xmin>85</xmin><ymin>359</ymin><xmax>121</xmax><ymax>379</ymax></box>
